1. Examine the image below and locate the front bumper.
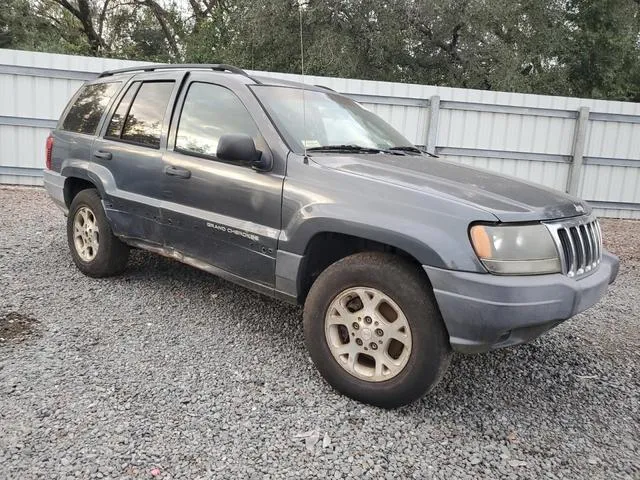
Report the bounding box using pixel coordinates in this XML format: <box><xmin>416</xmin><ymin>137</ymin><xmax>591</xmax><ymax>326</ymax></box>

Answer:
<box><xmin>43</xmin><ymin>170</ymin><xmax>68</xmax><ymax>215</ymax></box>
<box><xmin>424</xmin><ymin>250</ymin><xmax>619</xmax><ymax>353</ymax></box>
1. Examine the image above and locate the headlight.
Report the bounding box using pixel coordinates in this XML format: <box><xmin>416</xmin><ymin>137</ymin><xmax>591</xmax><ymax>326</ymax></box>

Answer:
<box><xmin>469</xmin><ymin>224</ymin><xmax>561</xmax><ymax>275</ymax></box>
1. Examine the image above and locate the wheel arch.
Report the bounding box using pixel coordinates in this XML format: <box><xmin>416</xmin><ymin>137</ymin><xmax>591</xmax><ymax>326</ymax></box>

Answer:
<box><xmin>292</xmin><ymin>229</ymin><xmax>437</xmax><ymax>304</ymax></box>
<box><xmin>62</xmin><ymin>168</ymin><xmax>106</xmax><ymax>208</ymax></box>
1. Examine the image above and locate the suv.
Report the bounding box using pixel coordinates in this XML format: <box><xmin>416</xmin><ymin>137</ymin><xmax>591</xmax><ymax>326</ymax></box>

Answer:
<box><xmin>44</xmin><ymin>64</ymin><xmax>619</xmax><ymax>408</ymax></box>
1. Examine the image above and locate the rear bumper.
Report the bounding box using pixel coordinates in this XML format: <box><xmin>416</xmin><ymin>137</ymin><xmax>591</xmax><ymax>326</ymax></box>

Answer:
<box><xmin>43</xmin><ymin>170</ymin><xmax>67</xmax><ymax>215</ymax></box>
<box><xmin>424</xmin><ymin>250</ymin><xmax>619</xmax><ymax>353</ymax></box>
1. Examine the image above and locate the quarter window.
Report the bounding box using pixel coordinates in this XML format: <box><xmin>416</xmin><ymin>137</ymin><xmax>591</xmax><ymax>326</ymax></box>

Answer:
<box><xmin>61</xmin><ymin>82</ymin><xmax>120</xmax><ymax>135</ymax></box>
<box><xmin>175</xmin><ymin>83</ymin><xmax>264</xmax><ymax>159</ymax></box>
<box><xmin>106</xmin><ymin>81</ymin><xmax>174</xmax><ymax>149</ymax></box>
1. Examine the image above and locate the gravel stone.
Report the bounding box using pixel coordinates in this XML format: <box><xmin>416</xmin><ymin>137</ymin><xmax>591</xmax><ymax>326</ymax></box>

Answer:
<box><xmin>322</xmin><ymin>433</ymin><xmax>331</xmax><ymax>449</ymax></box>
<box><xmin>0</xmin><ymin>187</ymin><xmax>638</xmax><ymax>479</ymax></box>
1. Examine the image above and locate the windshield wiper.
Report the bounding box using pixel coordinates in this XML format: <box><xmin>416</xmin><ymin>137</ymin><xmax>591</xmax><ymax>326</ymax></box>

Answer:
<box><xmin>389</xmin><ymin>145</ymin><xmax>439</xmax><ymax>158</ymax></box>
<box><xmin>388</xmin><ymin>146</ymin><xmax>421</xmax><ymax>154</ymax></box>
<box><xmin>305</xmin><ymin>144</ymin><xmax>405</xmax><ymax>155</ymax></box>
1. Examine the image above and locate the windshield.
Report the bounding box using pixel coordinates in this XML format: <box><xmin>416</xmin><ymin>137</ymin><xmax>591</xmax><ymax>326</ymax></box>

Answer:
<box><xmin>253</xmin><ymin>86</ymin><xmax>415</xmax><ymax>154</ymax></box>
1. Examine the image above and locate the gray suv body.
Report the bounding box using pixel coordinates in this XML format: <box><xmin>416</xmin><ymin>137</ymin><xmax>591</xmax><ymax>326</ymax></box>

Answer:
<box><xmin>44</xmin><ymin>64</ymin><xmax>619</xmax><ymax>407</ymax></box>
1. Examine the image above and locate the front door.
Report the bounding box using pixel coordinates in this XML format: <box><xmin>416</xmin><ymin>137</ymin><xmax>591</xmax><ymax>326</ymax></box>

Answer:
<box><xmin>93</xmin><ymin>72</ymin><xmax>184</xmax><ymax>244</ymax></box>
<box><xmin>160</xmin><ymin>76</ymin><xmax>285</xmax><ymax>287</ymax></box>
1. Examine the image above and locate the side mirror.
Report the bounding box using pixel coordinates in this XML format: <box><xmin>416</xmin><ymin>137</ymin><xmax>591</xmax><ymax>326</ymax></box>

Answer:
<box><xmin>216</xmin><ymin>134</ymin><xmax>272</xmax><ymax>171</ymax></box>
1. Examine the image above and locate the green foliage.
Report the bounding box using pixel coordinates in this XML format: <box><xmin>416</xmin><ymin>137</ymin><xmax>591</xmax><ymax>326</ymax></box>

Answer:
<box><xmin>563</xmin><ymin>0</ymin><xmax>640</xmax><ymax>101</ymax></box>
<box><xmin>2</xmin><ymin>0</ymin><xmax>639</xmax><ymax>101</ymax></box>
<box><xmin>114</xmin><ymin>8</ymin><xmax>176</xmax><ymax>62</ymax></box>
<box><xmin>0</xmin><ymin>0</ymin><xmax>66</xmax><ymax>51</ymax></box>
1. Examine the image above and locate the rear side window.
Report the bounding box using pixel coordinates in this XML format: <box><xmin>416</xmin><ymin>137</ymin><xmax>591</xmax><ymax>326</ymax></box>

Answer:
<box><xmin>62</xmin><ymin>82</ymin><xmax>120</xmax><ymax>135</ymax></box>
<box><xmin>175</xmin><ymin>82</ymin><xmax>265</xmax><ymax>159</ymax></box>
<box><xmin>105</xmin><ymin>81</ymin><xmax>174</xmax><ymax>149</ymax></box>
<box><xmin>106</xmin><ymin>82</ymin><xmax>139</xmax><ymax>138</ymax></box>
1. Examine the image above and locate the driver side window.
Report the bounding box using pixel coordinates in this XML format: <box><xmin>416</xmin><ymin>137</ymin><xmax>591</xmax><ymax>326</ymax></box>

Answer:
<box><xmin>175</xmin><ymin>82</ymin><xmax>265</xmax><ymax>160</ymax></box>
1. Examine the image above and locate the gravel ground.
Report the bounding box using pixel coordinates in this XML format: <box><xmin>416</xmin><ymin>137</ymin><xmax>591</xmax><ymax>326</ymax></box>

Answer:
<box><xmin>0</xmin><ymin>187</ymin><xmax>638</xmax><ymax>480</ymax></box>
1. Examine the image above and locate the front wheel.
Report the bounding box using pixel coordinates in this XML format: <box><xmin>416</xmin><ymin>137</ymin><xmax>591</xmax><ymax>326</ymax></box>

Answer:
<box><xmin>303</xmin><ymin>252</ymin><xmax>451</xmax><ymax>408</ymax></box>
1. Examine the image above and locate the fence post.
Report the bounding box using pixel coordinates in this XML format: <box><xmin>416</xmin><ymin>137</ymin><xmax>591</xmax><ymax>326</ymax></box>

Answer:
<box><xmin>425</xmin><ymin>95</ymin><xmax>440</xmax><ymax>155</ymax></box>
<box><xmin>566</xmin><ymin>106</ymin><xmax>590</xmax><ymax>195</ymax></box>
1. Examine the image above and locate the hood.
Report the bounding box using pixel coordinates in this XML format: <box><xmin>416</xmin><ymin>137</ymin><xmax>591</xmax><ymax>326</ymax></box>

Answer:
<box><xmin>311</xmin><ymin>154</ymin><xmax>590</xmax><ymax>222</ymax></box>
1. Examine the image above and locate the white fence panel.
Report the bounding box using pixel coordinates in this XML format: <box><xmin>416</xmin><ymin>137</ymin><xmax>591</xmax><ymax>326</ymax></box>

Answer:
<box><xmin>1</xmin><ymin>48</ymin><xmax>639</xmax><ymax>217</ymax></box>
<box><xmin>0</xmin><ymin>49</ymin><xmax>153</xmax><ymax>185</ymax></box>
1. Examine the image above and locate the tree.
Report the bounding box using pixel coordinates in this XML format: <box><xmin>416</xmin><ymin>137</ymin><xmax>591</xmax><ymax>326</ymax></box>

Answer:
<box><xmin>32</xmin><ymin>0</ymin><xmax>226</xmax><ymax>60</ymax></box>
<box><xmin>562</xmin><ymin>0</ymin><xmax>640</xmax><ymax>101</ymax></box>
<box><xmin>403</xmin><ymin>0</ymin><xmax>571</xmax><ymax>92</ymax></box>
<box><xmin>1</xmin><ymin>0</ymin><xmax>639</xmax><ymax>101</ymax></box>
<box><xmin>1</xmin><ymin>0</ymin><xmax>62</xmax><ymax>50</ymax></box>
<box><xmin>194</xmin><ymin>0</ymin><xmax>412</xmax><ymax>80</ymax></box>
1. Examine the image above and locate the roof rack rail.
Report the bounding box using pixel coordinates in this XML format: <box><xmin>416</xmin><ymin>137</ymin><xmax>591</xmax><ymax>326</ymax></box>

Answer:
<box><xmin>98</xmin><ymin>63</ymin><xmax>258</xmax><ymax>81</ymax></box>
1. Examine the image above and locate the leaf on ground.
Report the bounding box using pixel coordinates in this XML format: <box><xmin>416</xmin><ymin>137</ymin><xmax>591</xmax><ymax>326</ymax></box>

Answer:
<box><xmin>293</xmin><ymin>430</ymin><xmax>320</xmax><ymax>452</ymax></box>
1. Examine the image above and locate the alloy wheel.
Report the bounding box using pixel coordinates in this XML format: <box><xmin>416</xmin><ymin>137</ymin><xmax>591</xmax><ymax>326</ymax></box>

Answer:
<box><xmin>73</xmin><ymin>206</ymin><xmax>100</xmax><ymax>262</ymax></box>
<box><xmin>324</xmin><ymin>287</ymin><xmax>412</xmax><ymax>382</ymax></box>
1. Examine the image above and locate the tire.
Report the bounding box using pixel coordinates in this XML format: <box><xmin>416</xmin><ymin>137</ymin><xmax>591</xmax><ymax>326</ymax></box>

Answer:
<box><xmin>303</xmin><ymin>252</ymin><xmax>451</xmax><ymax>408</ymax></box>
<box><xmin>67</xmin><ymin>188</ymin><xmax>129</xmax><ymax>277</ymax></box>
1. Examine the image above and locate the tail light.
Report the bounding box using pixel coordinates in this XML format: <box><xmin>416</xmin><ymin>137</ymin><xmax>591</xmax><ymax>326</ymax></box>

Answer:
<box><xmin>45</xmin><ymin>133</ymin><xmax>54</xmax><ymax>170</ymax></box>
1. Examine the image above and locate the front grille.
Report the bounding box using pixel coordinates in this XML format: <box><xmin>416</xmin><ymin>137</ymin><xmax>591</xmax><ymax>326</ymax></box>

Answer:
<box><xmin>544</xmin><ymin>216</ymin><xmax>602</xmax><ymax>278</ymax></box>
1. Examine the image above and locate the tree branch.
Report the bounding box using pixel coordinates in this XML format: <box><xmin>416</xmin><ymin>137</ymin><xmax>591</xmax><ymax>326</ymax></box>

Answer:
<box><xmin>98</xmin><ymin>0</ymin><xmax>111</xmax><ymax>38</ymax></box>
<box><xmin>141</xmin><ymin>0</ymin><xmax>181</xmax><ymax>59</ymax></box>
<box><xmin>53</xmin><ymin>0</ymin><xmax>108</xmax><ymax>54</ymax></box>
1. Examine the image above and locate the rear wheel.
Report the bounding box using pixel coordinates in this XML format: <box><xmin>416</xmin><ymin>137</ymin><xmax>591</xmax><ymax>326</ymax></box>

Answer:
<box><xmin>303</xmin><ymin>252</ymin><xmax>451</xmax><ymax>408</ymax></box>
<box><xmin>67</xmin><ymin>189</ymin><xmax>129</xmax><ymax>277</ymax></box>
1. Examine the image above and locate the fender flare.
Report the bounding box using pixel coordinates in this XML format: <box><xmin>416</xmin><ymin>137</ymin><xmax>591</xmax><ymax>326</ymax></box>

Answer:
<box><xmin>292</xmin><ymin>217</ymin><xmax>448</xmax><ymax>269</ymax></box>
<box><xmin>60</xmin><ymin>161</ymin><xmax>118</xmax><ymax>205</ymax></box>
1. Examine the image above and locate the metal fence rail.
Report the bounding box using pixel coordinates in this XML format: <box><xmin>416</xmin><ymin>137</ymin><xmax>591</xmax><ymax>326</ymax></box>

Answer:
<box><xmin>1</xmin><ymin>48</ymin><xmax>639</xmax><ymax>218</ymax></box>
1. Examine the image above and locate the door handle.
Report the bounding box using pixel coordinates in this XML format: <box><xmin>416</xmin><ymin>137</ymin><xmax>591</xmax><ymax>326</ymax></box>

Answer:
<box><xmin>164</xmin><ymin>165</ymin><xmax>191</xmax><ymax>179</ymax></box>
<box><xmin>93</xmin><ymin>150</ymin><xmax>112</xmax><ymax>160</ymax></box>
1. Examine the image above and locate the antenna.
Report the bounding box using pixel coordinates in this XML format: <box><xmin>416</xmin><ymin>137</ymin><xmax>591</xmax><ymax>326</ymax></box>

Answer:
<box><xmin>298</xmin><ymin>1</ymin><xmax>308</xmax><ymax>161</ymax></box>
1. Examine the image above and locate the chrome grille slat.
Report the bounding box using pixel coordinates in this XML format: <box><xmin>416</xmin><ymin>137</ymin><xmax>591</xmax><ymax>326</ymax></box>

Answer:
<box><xmin>594</xmin><ymin>221</ymin><xmax>602</xmax><ymax>262</ymax></box>
<box><xmin>580</xmin><ymin>225</ymin><xmax>590</xmax><ymax>271</ymax></box>
<box><xmin>565</xmin><ymin>228</ymin><xmax>578</xmax><ymax>276</ymax></box>
<box><xmin>575</xmin><ymin>227</ymin><xmax>587</xmax><ymax>274</ymax></box>
<box><xmin>579</xmin><ymin>225</ymin><xmax>588</xmax><ymax>270</ymax></box>
<box><xmin>586</xmin><ymin>226</ymin><xmax>594</xmax><ymax>267</ymax></box>
<box><xmin>544</xmin><ymin>215</ymin><xmax>602</xmax><ymax>279</ymax></box>
<box><xmin>592</xmin><ymin>222</ymin><xmax>599</xmax><ymax>263</ymax></box>
<box><xmin>584</xmin><ymin>223</ymin><xmax>596</xmax><ymax>271</ymax></box>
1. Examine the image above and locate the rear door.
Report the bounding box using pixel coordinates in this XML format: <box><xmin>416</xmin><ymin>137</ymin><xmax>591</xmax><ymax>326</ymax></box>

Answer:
<box><xmin>93</xmin><ymin>71</ymin><xmax>185</xmax><ymax>245</ymax></box>
<box><xmin>53</xmin><ymin>79</ymin><xmax>122</xmax><ymax>174</ymax></box>
<box><xmin>160</xmin><ymin>73</ymin><xmax>287</xmax><ymax>287</ymax></box>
